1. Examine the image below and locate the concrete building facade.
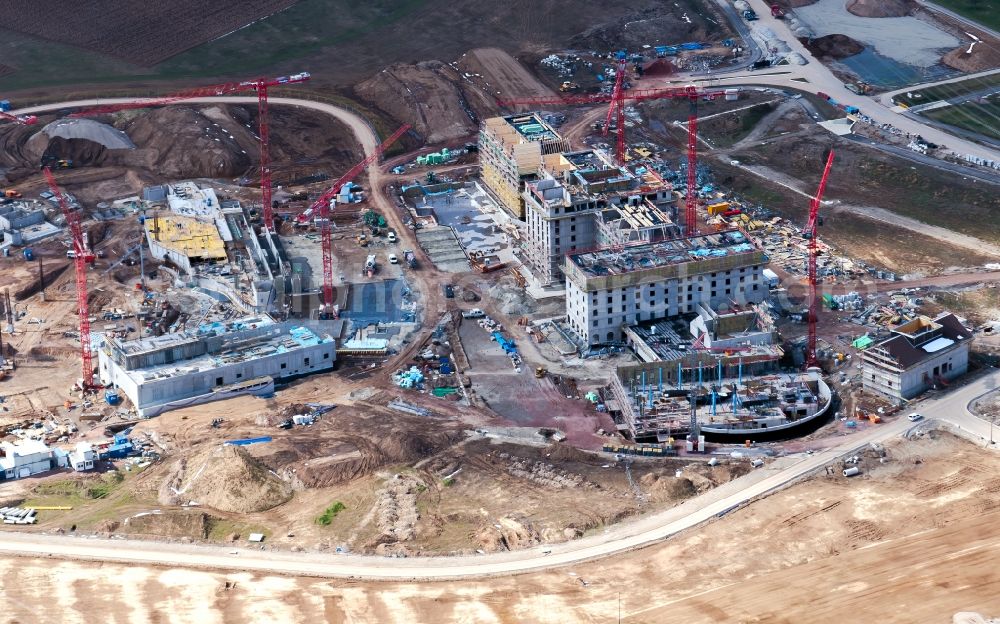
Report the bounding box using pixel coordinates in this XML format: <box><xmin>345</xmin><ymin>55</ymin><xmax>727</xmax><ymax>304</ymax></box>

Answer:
<box><xmin>564</xmin><ymin>230</ymin><xmax>767</xmax><ymax>345</ymax></box>
<box><xmin>478</xmin><ymin>114</ymin><xmax>569</xmax><ymax>219</ymax></box>
<box><xmin>860</xmin><ymin>313</ymin><xmax>971</xmax><ymax>400</ymax></box>
<box><xmin>522</xmin><ymin>149</ymin><xmax>679</xmax><ymax>286</ymax></box>
<box><xmin>99</xmin><ymin>316</ymin><xmax>336</xmax><ymax>417</ymax></box>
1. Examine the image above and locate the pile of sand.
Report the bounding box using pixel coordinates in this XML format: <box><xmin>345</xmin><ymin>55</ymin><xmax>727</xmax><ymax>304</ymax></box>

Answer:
<box><xmin>159</xmin><ymin>445</ymin><xmax>292</xmax><ymax>513</ymax></box>
<box><xmin>846</xmin><ymin>0</ymin><xmax>913</xmax><ymax>17</ymax></box>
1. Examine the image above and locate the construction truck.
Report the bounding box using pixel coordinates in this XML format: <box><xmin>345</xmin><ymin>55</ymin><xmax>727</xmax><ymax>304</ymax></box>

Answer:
<box><xmin>770</xmin><ymin>3</ymin><xmax>785</xmax><ymax>18</ymax></box>
<box><xmin>3</xmin><ymin>189</ymin><xmax>22</xmax><ymax>199</ymax></box>
<box><xmin>357</xmin><ymin>233</ymin><xmax>369</xmax><ymax>247</ymax></box>
<box><xmin>535</xmin><ymin>367</ymin><xmax>547</xmax><ymax>379</ymax></box>
<box><xmin>403</xmin><ymin>249</ymin><xmax>417</xmax><ymax>269</ymax></box>
<box><xmin>363</xmin><ymin>254</ymin><xmax>377</xmax><ymax>278</ymax></box>
<box><xmin>559</xmin><ymin>81</ymin><xmax>579</xmax><ymax>92</ymax></box>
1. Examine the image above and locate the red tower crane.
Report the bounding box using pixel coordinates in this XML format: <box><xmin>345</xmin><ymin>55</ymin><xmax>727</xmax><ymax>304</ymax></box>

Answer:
<box><xmin>70</xmin><ymin>72</ymin><xmax>311</xmax><ymax>232</ymax></box>
<box><xmin>43</xmin><ymin>167</ymin><xmax>98</xmax><ymax>389</ymax></box>
<box><xmin>0</xmin><ymin>111</ymin><xmax>37</xmax><ymax>125</ymax></box>
<box><xmin>498</xmin><ymin>82</ymin><xmax>725</xmax><ymax>237</ymax></box>
<box><xmin>296</xmin><ymin>124</ymin><xmax>411</xmax><ymax>318</ymax></box>
<box><xmin>806</xmin><ymin>149</ymin><xmax>835</xmax><ymax>368</ymax></box>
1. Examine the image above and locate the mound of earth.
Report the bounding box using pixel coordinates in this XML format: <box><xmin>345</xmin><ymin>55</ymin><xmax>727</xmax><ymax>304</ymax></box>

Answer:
<box><xmin>847</xmin><ymin>0</ymin><xmax>914</xmax><ymax>17</ymax></box>
<box><xmin>159</xmin><ymin>445</ymin><xmax>292</xmax><ymax>513</ymax></box>
<box><xmin>942</xmin><ymin>34</ymin><xmax>1000</xmax><ymax>73</ymax></box>
<box><xmin>123</xmin><ymin>107</ymin><xmax>253</xmax><ymax>179</ymax></box>
<box><xmin>37</xmin><ymin>118</ymin><xmax>135</xmax><ymax>149</ymax></box>
<box><xmin>252</xmin><ymin>412</ymin><xmax>466</xmax><ymax>489</ymax></box>
<box><xmin>800</xmin><ymin>34</ymin><xmax>864</xmax><ymax>60</ymax></box>
<box><xmin>355</xmin><ymin>60</ymin><xmax>497</xmax><ymax>144</ymax></box>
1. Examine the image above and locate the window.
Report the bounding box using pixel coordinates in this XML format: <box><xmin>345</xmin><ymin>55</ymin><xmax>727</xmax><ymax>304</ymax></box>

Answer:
<box><xmin>236</xmin><ymin>373</ymin><xmax>242</xmax><ymax>379</ymax></box>
<box><xmin>324</xmin><ymin>353</ymin><xmax>330</xmax><ymax>360</ymax></box>
<box><xmin>305</xmin><ymin>357</ymin><xmax>310</xmax><ymax>366</ymax></box>
<box><xmin>215</xmin><ymin>377</ymin><xmax>223</xmax><ymax>386</ymax></box>
<box><xmin>281</xmin><ymin>362</ymin><xmax>287</xmax><ymax>369</ymax></box>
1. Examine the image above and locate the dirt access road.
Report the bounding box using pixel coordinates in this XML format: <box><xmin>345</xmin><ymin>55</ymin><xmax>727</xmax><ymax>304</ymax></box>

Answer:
<box><xmin>2</xmin><ymin>431</ymin><xmax>1000</xmax><ymax>623</ymax></box>
<box><xmin>2</xmin><ymin>367</ymin><xmax>999</xmax><ymax>582</ymax></box>
<box><xmin>16</xmin><ymin>95</ymin><xmax>451</xmax><ymax>376</ymax></box>
<box><xmin>665</xmin><ymin>0</ymin><xmax>1000</xmax><ymax>164</ymax></box>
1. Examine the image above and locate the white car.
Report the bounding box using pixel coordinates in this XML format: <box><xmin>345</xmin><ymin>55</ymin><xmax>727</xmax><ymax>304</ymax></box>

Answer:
<box><xmin>388</xmin><ymin>253</ymin><xmax>398</xmax><ymax>264</ymax></box>
<box><xmin>907</xmin><ymin>412</ymin><xmax>923</xmax><ymax>422</ymax></box>
<box><xmin>462</xmin><ymin>308</ymin><xmax>485</xmax><ymax>319</ymax></box>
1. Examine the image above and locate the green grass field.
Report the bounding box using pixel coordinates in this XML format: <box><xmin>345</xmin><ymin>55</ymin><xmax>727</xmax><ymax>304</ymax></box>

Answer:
<box><xmin>924</xmin><ymin>99</ymin><xmax>1000</xmax><ymax>141</ymax></box>
<box><xmin>927</xmin><ymin>0</ymin><xmax>1000</xmax><ymax>33</ymax></box>
<box><xmin>0</xmin><ymin>0</ymin><xmax>431</xmax><ymax>92</ymax></box>
<box><xmin>893</xmin><ymin>73</ymin><xmax>1000</xmax><ymax>107</ymax></box>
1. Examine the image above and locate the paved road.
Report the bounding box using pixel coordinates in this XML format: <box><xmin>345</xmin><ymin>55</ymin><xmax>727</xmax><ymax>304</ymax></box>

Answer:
<box><xmin>0</xmin><ymin>366</ymin><xmax>996</xmax><ymax>579</ymax></box>
<box><xmin>668</xmin><ymin>0</ymin><xmax>1000</xmax><ymax>164</ymax></box>
<box><xmin>7</xmin><ymin>96</ymin><xmax>1000</xmax><ymax>581</ymax></box>
<box><xmin>915</xmin><ymin>0</ymin><xmax>1000</xmax><ymax>40</ymax></box>
<box><xmin>880</xmin><ymin>67</ymin><xmax>1000</xmax><ymax>107</ymax></box>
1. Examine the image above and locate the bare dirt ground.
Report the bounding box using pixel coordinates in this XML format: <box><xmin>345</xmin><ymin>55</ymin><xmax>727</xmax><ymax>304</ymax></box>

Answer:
<box><xmin>1</xmin><ymin>104</ymin><xmax>362</xmax><ymax>197</ymax></box>
<box><xmin>457</xmin><ymin>47</ymin><xmax>556</xmax><ymax>103</ymax></box>
<box><xmin>1</xmin><ymin>431</ymin><xmax>999</xmax><ymax>622</ymax></box>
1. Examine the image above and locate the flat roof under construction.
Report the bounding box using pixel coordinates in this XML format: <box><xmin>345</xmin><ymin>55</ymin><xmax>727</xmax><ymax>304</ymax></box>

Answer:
<box><xmin>110</xmin><ymin>317</ymin><xmax>333</xmax><ymax>384</ymax></box>
<box><xmin>145</xmin><ymin>214</ymin><xmax>226</xmax><ymax>261</ymax></box>
<box><xmin>503</xmin><ymin>113</ymin><xmax>560</xmax><ymax>142</ymax></box>
<box><xmin>568</xmin><ymin>230</ymin><xmax>759</xmax><ymax>279</ymax></box>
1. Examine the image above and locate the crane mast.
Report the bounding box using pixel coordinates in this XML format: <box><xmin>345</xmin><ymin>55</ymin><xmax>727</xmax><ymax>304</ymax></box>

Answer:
<box><xmin>806</xmin><ymin>149</ymin><xmax>835</xmax><ymax>368</ymax></box>
<box><xmin>43</xmin><ymin>167</ymin><xmax>97</xmax><ymax>389</ymax></box>
<box><xmin>70</xmin><ymin>72</ymin><xmax>311</xmax><ymax>232</ymax></box>
<box><xmin>294</xmin><ymin>124</ymin><xmax>411</xmax><ymax>318</ymax></box>
<box><xmin>498</xmin><ymin>81</ymin><xmax>724</xmax><ymax>237</ymax></box>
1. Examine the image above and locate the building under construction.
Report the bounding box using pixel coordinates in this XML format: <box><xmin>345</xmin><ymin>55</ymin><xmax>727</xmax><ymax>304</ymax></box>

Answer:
<box><xmin>142</xmin><ymin>181</ymin><xmax>290</xmax><ymax>312</ymax></box>
<box><xmin>478</xmin><ymin>113</ymin><xmax>570</xmax><ymax>219</ymax></box>
<box><xmin>98</xmin><ymin>315</ymin><xmax>335</xmax><ymax>417</ymax></box>
<box><xmin>521</xmin><ymin>148</ymin><xmax>680</xmax><ymax>286</ymax></box>
<box><xmin>564</xmin><ymin>230</ymin><xmax>767</xmax><ymax>345</ymax></box>
<box><xmin>607</xmin><ymin>366</ymin><xmax>832</xmax><ymax>443</ymax></box>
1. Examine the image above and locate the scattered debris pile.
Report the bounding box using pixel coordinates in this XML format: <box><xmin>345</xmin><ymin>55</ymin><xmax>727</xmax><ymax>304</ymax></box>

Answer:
<box><xmin>369</xmin><ymin>473</ymin><xmax>423</xmax><ymax>551</ymax></box>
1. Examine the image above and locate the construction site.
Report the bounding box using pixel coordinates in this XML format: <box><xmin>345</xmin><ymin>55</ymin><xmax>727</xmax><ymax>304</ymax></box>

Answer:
<box><xmin>0</xmin><ymin>0</ymin><xmax>1000</xmax><ymax>619</ymax></box>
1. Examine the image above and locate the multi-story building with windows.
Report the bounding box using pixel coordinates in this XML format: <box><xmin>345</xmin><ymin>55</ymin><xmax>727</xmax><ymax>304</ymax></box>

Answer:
<box><xmin>563</xmin><ymin>230</ymin><xmax>767</xmax><ymax>345</ymax></box>
<box><xmin>522</xmin><ymin>149</ymin><xmax>679</xmax><ymax>286</ymax></box>
<box><xmin>860</xmin><ymin>313</ymin><xmax>971</xmax><ymax>400</ymax></box>
<box><xmin>478</xmin><ymin>113</ymin><xmax>569</xmax><ymax>219</ymax></box>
